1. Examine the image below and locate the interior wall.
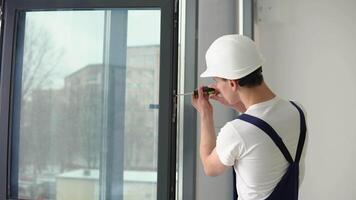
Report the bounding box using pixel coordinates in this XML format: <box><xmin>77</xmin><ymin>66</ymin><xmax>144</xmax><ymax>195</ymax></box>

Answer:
<box><xmin>254</xmin><ymin>0</ymin><xmax>356</xmax><ymax>199</ymax></box>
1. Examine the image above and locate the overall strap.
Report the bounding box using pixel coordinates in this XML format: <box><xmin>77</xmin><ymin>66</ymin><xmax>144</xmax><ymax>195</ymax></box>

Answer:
<box><xmin>289</xmin><ymin>101</ymin><xmax>307</xmax><ymax>163</ymax></box>
<box><xmin>238</xmin><ymin>114</ymin><xmax>294</xmax><ymax>164</ymax></box>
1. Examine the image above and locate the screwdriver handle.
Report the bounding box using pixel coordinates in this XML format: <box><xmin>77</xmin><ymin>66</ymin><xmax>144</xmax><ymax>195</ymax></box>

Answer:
<box><xmin>193</xmin><ymin>86</ymin><xmax>216</xmax><ymax>97</ymax></box>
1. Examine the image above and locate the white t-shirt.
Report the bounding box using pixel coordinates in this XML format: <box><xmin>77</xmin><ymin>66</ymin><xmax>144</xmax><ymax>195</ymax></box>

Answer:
<box><xmin>216</xmin><ymin>96</ymin><xmax>308</xmax><ymax>200</ymax></box>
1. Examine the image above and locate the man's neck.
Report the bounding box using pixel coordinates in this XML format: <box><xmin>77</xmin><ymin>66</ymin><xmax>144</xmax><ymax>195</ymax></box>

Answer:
<box><xmin>239</xmin><ymin>81</ymin><xmax>276</xmax><ymax>110</ymax></box>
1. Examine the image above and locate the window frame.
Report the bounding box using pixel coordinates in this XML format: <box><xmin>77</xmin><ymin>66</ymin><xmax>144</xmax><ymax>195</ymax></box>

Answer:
<box><xmin>0</xmin><ymin>0</ymin><xmax>179</xmax><ymax>200</ymax></box>
<box><xmin>175</xmin><ymin>0</ymin><xmax>197</xmax><ymax>199</ymax></box>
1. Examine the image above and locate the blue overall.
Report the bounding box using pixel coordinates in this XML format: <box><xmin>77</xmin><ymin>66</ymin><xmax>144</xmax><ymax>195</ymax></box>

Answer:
<box><xmin>233</xmin><ymin>101</ymin><xmax>306</xmax><ymax>200</ymax></box>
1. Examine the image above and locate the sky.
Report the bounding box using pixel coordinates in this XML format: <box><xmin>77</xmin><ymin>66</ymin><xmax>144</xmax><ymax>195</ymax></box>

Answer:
<box><xmin>24</xmin><ymin>9</ymin><xmax>161</xmax><ymax>88</ymax></box>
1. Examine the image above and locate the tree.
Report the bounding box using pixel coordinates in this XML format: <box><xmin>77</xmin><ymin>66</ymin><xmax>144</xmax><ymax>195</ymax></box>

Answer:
<box><xmin>19</xmin><ymin>22</ymin><xmax>65</xmax><ymax>175</ymax></box>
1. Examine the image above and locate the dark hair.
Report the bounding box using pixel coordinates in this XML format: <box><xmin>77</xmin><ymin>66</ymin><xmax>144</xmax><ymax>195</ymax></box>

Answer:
<box><xmin>236</xmin><ymin>67</ymin><xmax>263</xmax><ymax>87</ymax></box>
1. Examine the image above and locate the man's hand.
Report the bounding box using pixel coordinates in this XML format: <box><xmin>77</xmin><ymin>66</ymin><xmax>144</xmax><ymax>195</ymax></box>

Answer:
<box><xmin>209</xmin><ymin>91</ymin><xmax>230</xmax><ymax>106</ymax></box>
<box><xmin>191</xmin><ymin>86</ymin><xmax>213</xmax><ymax>117</ymax></box>
<box><xmin>208</xmin><ymin>84</ymin><xmax>247</xmax><ymax>113</ymax></box>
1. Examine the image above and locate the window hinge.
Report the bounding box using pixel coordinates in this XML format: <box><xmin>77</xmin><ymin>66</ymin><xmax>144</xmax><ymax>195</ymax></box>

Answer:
<box><xmin>0</xmin><ymin>0</ymin><xmax>4</xmax><ymax>21</ymax></box>
<box><xmin>173</xmin><ymin>0</ymin><xmax>179</xmax><ymax>28</ymax></box>
<box><xmin>174</xmin><ymin>0</ymin><xmax>179</xmax><ymax>14</ymax></box>
<box><xmin>170</xmin><ymin>184</ymin><xmax>175</xmax><ymax>200</ymax></box>
<box><xmin>172</xmin><ymin>90</ymin><xmax>177</xmax><ymax>124</ymax></box>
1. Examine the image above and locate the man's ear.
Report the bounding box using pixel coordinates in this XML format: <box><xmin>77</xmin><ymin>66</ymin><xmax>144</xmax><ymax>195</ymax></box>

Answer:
<box><xmin>229</xmin><ymin>80</ymin><xmax>239</xmax><ymax>91</ymax></box>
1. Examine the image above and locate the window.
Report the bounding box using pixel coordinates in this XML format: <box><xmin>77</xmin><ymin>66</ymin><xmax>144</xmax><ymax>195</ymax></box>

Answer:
<box><xmin>15</xmin><ymin>9</ymin><xmax>160</xmax><ymax>200</ymax></box>
<box><xmin>0</xmin><ymin>1</ymin><xmax>178</xmax><ymax>200</ymax></box>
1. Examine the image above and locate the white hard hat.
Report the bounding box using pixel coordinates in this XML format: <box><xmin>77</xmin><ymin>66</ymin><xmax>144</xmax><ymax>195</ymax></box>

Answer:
<box><xmin>200</xmin><ymin>34</ymin><xmax>265</xmax><ymax>80</ymax></box>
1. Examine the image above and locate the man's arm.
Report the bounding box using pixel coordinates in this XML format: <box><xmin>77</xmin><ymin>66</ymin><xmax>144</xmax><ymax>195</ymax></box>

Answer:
<box><xmin>192</xmin><ymin>87</ymin><xmax>229</xmax><ymax>176</ymax></box>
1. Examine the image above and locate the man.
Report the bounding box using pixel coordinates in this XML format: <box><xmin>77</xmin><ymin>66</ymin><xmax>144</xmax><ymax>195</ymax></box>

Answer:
<box><xmin>191</xmin><ymin>34</ymin><xmax>307</xmax><ymax>200</ymax></box>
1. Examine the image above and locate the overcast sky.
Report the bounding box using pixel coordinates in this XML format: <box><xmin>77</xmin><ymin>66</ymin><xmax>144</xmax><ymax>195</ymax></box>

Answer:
<box><xmin>24</xmin><ymin>10</ymin><xmax>161</xmax><ymax>88</ymax></box>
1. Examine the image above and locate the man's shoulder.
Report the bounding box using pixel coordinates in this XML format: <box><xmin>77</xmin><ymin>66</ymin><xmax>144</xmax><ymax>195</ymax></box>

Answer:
<box><xmin>289</xmin><ymin>100</ymin><xmax>307</xmax><ymax>112</ymax></box>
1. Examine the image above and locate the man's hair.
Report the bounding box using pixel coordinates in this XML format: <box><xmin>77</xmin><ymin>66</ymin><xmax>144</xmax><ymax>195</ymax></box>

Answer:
<box><xmin>236</xmin><ymin>67</ymin><xmax>263</xmax><ymax>87</ymax></box>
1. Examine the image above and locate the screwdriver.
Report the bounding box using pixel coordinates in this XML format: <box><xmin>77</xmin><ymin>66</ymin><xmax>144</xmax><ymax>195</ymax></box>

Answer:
<box><xmin>176</xmin><ymin>86</ymin><xmax>216</xmax><ymax>97</ymax></box>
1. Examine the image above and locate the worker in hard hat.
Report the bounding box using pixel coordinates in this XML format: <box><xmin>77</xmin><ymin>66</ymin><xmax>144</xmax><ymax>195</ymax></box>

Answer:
<box><xmin>191</xmin><ymin>34</ymin><xmax>307</xmax><ymax>200</ymax></box>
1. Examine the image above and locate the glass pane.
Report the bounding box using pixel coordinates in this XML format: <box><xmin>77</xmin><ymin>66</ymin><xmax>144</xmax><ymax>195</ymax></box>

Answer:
<box><xmin>12</xmin><ymin>9</ymin><xmax>160</xmax><ymax>200</ymax></box>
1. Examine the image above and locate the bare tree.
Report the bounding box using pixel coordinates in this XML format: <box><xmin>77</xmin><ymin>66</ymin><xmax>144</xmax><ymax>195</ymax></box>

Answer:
<box><xmin>21</xmin><ymin>23</ymin><xmax>64</xmax><ymax>100</ymax></box>
<box><xmin>19</xmin><ymin>22</ymin><xmax>65</xmax><ymax>175</ymax></box>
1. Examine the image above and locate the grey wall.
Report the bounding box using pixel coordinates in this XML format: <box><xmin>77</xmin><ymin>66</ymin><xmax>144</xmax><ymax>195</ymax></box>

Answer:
<box><xmin>255</xmin><ymin>0</ymin><xmax>356</xmax><ymax>199</ymax></box>
<box><xmin>196</xmin><ymin>0</ymin><xmax>238</xmax><ymax>200</ymax></box>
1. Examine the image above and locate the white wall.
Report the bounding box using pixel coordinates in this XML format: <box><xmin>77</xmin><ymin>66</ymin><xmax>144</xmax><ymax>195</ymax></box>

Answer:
<box><xmin>255</xmin><ymin>0</ymin><xmax>356</xmax><ymax>199</ymax></box>
<box><xmin>196</xmin><ymin>0</ymin><xmax>237</xmax><ymax>200</ymax></box>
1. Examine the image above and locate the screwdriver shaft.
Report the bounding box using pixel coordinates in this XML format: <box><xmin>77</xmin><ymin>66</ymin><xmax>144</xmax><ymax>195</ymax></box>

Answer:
<box><xmin>176</xmin><ymin>92</ymin><xmax>193</xmax><ymax>96</ymax></box>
